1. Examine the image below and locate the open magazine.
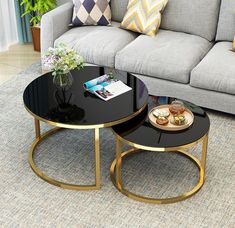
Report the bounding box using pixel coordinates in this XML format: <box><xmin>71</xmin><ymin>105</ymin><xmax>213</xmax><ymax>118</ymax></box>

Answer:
<box><xmin>83</xmin><ymin>74</ymin><xmax>132</xmax><ymax>101</ymax></box>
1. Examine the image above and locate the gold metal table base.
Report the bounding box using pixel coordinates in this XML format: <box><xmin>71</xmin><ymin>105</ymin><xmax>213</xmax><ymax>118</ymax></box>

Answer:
<box><xmin>29</xmin><ymin>119</ymin><xmax>101</xmax><ymax>190</ymax></box>
<box><xmin>28</xmin><ymin>103</ymin><xmax>147</xmax><ymax>190</ymax></box>
<box><xmin>110</xmin><ymin>134</ymin><xmax>208</xmax><ymax>204</ymax></box>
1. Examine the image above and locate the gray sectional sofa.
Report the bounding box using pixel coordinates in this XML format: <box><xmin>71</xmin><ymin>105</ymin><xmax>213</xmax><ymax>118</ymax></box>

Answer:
<box><xmin>41</xmin><ymin>0</ymin><xmax>235</xmax><ymax>114</ymax></box>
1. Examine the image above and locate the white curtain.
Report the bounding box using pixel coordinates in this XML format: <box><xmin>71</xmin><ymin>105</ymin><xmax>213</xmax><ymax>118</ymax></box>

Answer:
<box><xmin>0</xmin><ymin>0</ymin><xmax>18</xmax><ymax>52</ymax></box>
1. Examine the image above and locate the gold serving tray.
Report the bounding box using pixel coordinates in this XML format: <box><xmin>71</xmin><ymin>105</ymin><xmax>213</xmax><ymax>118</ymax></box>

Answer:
<box><xmin>148</xmin><ymin>105</ymin><xmax>194</xmax><ymax>131</ymax></box>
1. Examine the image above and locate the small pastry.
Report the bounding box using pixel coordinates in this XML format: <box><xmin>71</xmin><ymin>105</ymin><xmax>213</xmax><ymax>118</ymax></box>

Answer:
<box><xmin>153</xmin><ymin>109</ymin><xmax>170</xmax><ymax>118</ymax></box>
<box><xmin>172</xmin><ymin>115</ymin><xmax>186</xmax><ymax>125</ymax></box>
<box><xmin>156</xmin><ymin>116</ymin><xmax>169</xmax><ymax>125</ymax></box>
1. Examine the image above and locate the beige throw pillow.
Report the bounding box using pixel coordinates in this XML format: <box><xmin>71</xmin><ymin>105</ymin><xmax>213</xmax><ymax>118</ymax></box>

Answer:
<box><xmin>121</xmin><ymin>0</ymin><xmax>168</xmax><ymax>37</ymax></box>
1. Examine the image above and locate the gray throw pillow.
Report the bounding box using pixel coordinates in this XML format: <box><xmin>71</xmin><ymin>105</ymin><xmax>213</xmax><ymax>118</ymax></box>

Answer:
<box><xmin>71</xmin><ymin>0</ymin><xmax>111</xmax><ymax>26</ymax></box>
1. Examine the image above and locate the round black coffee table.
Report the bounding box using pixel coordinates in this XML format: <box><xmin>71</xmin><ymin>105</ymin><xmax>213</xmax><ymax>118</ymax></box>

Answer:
<box><xmin>23</xmin><ymin>66</ymin><xmax>148</xmax><ymax>190</ymax></box>
<box><xmin>110</xmin><ymin>95</ymin><xmax>210</xmax><ymax>204</ymax></box>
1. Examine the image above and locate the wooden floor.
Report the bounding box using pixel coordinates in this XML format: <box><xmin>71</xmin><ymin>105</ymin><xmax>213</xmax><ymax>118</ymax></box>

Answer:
<box><xmin>0</xmin><ymin>44</ymin><xmax>41</xmax><ymax>85</ymax></box>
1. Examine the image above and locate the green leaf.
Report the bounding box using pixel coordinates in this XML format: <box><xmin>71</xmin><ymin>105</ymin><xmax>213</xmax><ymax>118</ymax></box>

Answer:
<box><xmin>19</xmin><ymin>0</ymin><xmax>56</xmax><ymax>23</ymax></box>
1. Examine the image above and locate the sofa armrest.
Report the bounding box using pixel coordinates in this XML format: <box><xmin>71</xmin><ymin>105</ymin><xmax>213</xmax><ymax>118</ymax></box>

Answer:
<box><xmin>41</xmin><ymin>2</ymin><xmax>73</xmax><ymax>54</ymax></box>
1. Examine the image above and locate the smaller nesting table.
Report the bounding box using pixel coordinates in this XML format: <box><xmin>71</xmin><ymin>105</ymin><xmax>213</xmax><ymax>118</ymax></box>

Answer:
<box><xmin>111</xmin><ymin>95</ymin><xmax>210</xmax><ymax>204</ymax></box>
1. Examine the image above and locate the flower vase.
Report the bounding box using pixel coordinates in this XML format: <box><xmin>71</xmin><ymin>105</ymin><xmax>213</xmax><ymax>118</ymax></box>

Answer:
<box><xmin>53</xmin><ymin>72</ymin><xmax>73</xmax><ymax>90</ymax></box>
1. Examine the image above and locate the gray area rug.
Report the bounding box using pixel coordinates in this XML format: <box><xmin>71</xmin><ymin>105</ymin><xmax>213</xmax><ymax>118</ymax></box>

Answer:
<box><xmin>0</xmin><ymin>62</ymin><xmax>234</xmax><ymax>227</ymax></box>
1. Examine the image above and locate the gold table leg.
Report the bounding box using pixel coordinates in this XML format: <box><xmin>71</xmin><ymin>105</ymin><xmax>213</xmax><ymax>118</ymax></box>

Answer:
<box><xmin>34</xmin><ymin>118</ymin><xmax>41</xmax><ymax>139</ymax></box>
<box><xmin>29</xmin><ymin>120</ymin><xmax>101</xmax><ymax>190</ymax></box>
<box><xmin>95</xmin><ymin>128</ymin><xmax>101</xmax><ymax>189</ymax></box>
<box><xmin>116</xmin><ymin>137</ymin><xmax>123</xmax><ymax>189</ymax></box>
<box><xmin>201</xmin><ymin>134</ymin><xmax>208</xmax><ymax>181</ymax></box>
<box><xmin>110</xmin><ymin>134</ymin><xmax>209</xmax><ymax>204</ymax></box>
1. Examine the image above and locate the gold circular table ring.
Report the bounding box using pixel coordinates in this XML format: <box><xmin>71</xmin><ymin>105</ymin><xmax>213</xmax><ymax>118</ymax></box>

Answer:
<box><xmin>110</xmin><ymin>148</ymin><xmax>205</xmax><ymax>204</ymax></box>
<box><xmin>29</xmin><ymin>127</ymin><xmax>101</xmax><ymax>190</ymax></box>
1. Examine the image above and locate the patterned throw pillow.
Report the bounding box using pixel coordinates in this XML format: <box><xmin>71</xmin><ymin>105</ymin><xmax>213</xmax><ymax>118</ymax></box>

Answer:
<box><xmin>71</xmin><ymin>0</ymin><xmax>111</xmax><ymax>26</ymax></box>
<box><xmin>121</xmin><ymin>0</ymin><xmax>168</xmax><ymax>37</ymax></box>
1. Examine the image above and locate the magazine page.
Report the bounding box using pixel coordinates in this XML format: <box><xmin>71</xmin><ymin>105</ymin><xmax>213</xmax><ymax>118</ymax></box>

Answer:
<box><xmin>94</xmin><ymin>81</ymin><xmax>132</xmax><ymax>101</ymax></box>
<box><xmin>83</xmin><ymin>74</ymin><xmax>118</xmax><ymax>93</ymax></box>
<box><xmin>84</xmin><ymin>74</ymin><xmax>132</xmax><ymax>101</ymax></box>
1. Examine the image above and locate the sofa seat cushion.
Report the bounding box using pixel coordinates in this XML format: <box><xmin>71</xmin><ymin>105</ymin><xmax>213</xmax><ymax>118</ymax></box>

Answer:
<box><xmin>54</xmin><ymin>22</ymin><xmax>138</xmax><ymax>67</ymax></box>
<box><xmin>115</xmin><ymin>30</ymin><xmax>212</xmax><ymax>84</ymax></box>
<box><xmin>191</xmin><ymin>42</ymin><xmax>235</xmax><ymax>95</ymax></box>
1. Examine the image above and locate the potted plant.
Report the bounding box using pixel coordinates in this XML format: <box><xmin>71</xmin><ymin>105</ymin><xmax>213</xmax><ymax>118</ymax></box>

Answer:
<box><xmin>19</xmin><ymin>0</ymin><xmax>57</xmax><ymax>52</ymax></box>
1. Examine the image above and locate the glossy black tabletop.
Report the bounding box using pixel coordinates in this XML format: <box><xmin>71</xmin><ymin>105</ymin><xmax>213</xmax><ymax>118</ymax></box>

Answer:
<box><xmin>112</xmin><ymin>96</ymin><xmax>210</xmax><ymax>148</ymax></box>
<box><xmin>23</xmin><ymin>66</ymin><xmax>148</xmax><ymax>128</ymax></box>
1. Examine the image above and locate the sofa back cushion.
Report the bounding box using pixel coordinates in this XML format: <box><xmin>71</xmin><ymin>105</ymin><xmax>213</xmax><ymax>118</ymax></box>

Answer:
<box><xmin>111</xmin><ymin>0</ymin><xmax>129</xmax><ymax>22</ymax></box>
<box><xmin>160</xmin><ymin>0</ymin><xmax>221</xmax><ymax>41</ymax></box>
<box><xmin>216</xmin><ymin>0</ymin><xmax>235</xmax><ymax>41</ymax></box>
<box><xmin>57</xmin><ymin>0</ymin><xmax>72</xmax><ymax>6</ymax></box>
